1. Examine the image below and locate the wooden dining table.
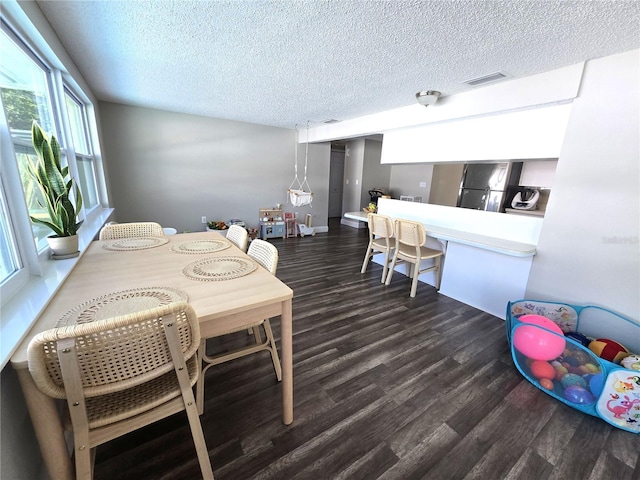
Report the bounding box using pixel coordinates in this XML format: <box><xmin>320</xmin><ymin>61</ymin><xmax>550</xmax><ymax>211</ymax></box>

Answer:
<box><xmin>10</xmin><ymin>231</ymin><xmax>294</xmax><ymax>480</ymax></box>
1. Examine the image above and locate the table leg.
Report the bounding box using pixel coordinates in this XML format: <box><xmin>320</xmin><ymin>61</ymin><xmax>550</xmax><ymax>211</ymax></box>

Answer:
<box><xmin>16</xmin><ymin>368</ymin><xmax>73</xmax><ymax>480</ymax></box>
<box><xmin>281</xmin><ymin>298</ymin><xmax>293</xmax><ymax>425</ymax></box>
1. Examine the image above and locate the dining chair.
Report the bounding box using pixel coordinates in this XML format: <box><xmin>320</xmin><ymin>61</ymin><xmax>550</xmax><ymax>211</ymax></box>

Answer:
<box><xmin>98</xmin><ymin>221</ymin><xmax>165</xmax><ymax>240</ymax></box>
<box><xmin>385</xmin><ymin>218</ymin><xmax>444</xmax><ymax>297</ymax></box>
<box><xmin>196</xmin><ymin>239</ymin><xmax>281</xmax><ymax>413</ymax></box>
<box><xmin>361</xmin><ymin>213</ymin><xmax>394</xmax><ymax>283</ymax></box>
<box><xmin>225</xmin><ymin>224</ymin><xmax>248</xmax><ymax>252</ymax></box>
<box><xmin>27</xmin><ymin>302</ymin><xmax>215</xmax><ymax>480</ymax></box>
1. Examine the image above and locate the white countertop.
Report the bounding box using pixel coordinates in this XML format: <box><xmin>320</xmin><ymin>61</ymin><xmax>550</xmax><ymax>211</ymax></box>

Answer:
<box><xmin>504</xmin><ymin>208</ymin><xmax>545</xmax><ymax>217</ymax></box>
<box><xmin>344</xmin><ymin>211</ymin><xmax>536</xmax><ymax>257</ymax></box>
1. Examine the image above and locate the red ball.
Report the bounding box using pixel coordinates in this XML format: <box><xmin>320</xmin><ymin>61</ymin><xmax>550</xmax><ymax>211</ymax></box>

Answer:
<box><xmin>540</xmin><ymin>378</ymin><xmax>554</xmax><ymax>390</ymax></box>
<box><xmin>530</xmin><ymin>360</ymin><xmax>556</xmax><ymax>380</ymax></box>
<box><xmin>588</xmin><ymin>338</ymin><xmax>629</xmax><ymax>364</ymax></box>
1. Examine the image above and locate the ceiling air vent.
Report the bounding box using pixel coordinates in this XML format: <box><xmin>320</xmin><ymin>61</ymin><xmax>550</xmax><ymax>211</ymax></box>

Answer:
<box><xmin>463</xmin><ymin>72</ymin><xmax>506</xmax><ymax>86</ymax></box>
<box><xmin>322</xmin><ymin>119</ymin><xmax>340</xmax><ymax>124</ymax></box>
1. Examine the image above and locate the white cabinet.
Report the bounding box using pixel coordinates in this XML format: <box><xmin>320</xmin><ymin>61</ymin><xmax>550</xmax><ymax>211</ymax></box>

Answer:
<box><xmin>519</xmin><ymin>160</ymin><xmax>558</xmax><ymax>187</ymax></box>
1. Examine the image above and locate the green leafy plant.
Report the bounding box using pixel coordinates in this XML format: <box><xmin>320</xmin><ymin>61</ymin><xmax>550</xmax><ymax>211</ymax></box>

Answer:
<box><xmin>27</xmin><ymin>121</ymin><xmax>83</xmax><ymax>237</ymax></box>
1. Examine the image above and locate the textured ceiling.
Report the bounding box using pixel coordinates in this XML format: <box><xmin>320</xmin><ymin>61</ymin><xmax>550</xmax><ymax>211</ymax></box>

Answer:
<box><xmin>36</xmin><ymin>0</ymin><xmax>640</xmax><ymax>129</ymax></box>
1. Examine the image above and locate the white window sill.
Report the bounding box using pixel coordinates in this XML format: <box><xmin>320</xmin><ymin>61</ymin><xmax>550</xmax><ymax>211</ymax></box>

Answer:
<box><xmin>0</xmin><ymin>208</ymin><xmax>114</xmax><ymax>369</ymax></box>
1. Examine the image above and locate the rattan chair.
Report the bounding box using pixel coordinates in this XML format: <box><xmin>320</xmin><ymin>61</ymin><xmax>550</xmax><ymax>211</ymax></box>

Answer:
<box><xmin>196</xmin><ymin>239</ymin><xmax>281</xmax><ymax>413</ymax></box>
<box><xmin>27</xmin><ymin>303</ymin><xmax>214</xmax><ymax>480</ymax></box>
<box><xmin>361</xmin><ymin>213</ymin><xmax>394</xmax><ymax>283</ymax></box>
<box><xmin>225</xmin><ymin>225</ymin><xmax>248</xmax><ymax>252</ymax></box>
<box><xmin>385</xmin><ymin>218</ymin><xmax>444</xmax><ymax>297</ymax></box>
<box><xmin>98</xmin><ymin>222</ymin><xmax>165</xmax><ymax>240</ymax></box>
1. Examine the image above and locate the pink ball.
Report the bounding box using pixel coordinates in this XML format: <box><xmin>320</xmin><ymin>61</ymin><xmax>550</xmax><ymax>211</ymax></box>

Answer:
<box><xmin>513</xmin><ymin>314</ymin><xmax>566</xmax><ymax>361</ymax></box>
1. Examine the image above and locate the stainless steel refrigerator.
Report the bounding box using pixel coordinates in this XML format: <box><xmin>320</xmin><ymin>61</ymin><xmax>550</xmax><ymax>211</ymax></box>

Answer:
<box><xmin>456</xmin><ymin>163</ymin><xmax>522</xmax><ymax>212</ymax></box>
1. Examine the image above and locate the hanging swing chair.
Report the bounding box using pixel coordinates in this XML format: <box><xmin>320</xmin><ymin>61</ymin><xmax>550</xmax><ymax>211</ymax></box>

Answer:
<box><xmin>288</xmin><ymin>123</ymin><xmax>313</xmax><ymax>207</ymax></box>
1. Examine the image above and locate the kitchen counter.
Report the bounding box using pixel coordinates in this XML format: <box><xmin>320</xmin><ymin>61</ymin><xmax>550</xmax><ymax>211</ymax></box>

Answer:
<box><xmin>505</xmin><ymin>207</ymin><xmax>545</xmax><ymax>217</ymax></box>
<box><xmin>344</xmin><ymin>211</ymin><xmax>536</xmax><ymax>257</ymax></box>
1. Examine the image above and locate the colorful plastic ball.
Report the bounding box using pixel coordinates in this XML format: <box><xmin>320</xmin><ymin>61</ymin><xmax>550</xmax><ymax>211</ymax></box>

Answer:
<box><xmin>561</xmin><ymin>373</ymin><xmax>588</xmax><ymax>390</ymax></box>
<box><xmin>554</xmin><ymin>365</ymin><xmax>568</xmax><ymax>380</ymax></box>
<box><xmin>513</xmin><ymin>315</ymin><xmax>566</xmax><ymax>361</ymax></box>
<box><xmin>540</xmin><ymin>378</ymin><xmax>554</xmax><ymax>390</ymax></box>
<box><xmin>564</xmin><ymin>356</ymin><xmax>581</xmax><ymax>367</ymax></box>
<box><xmin>584</xmin><ymin>363</ymin><xmax>600</xmax><ymax>373</ymax></box>
<box><xmin>564</xmin><ymin>385</ymin><xmax>595</xmax><ymax>404</ymax></box>
<box><xmin>588</xmin><ymin>338</ymin><xmax>630</xmax><ymax>364</ymax></box>
<box><xmin>530</xmin><ymin>360</ymin><xmax>556</xmax><ymax>380</ymax></box>
<box><xmin>588</xmin><ymin>373</ymin><xmax>605</xmax><ymax>396</ymax></box>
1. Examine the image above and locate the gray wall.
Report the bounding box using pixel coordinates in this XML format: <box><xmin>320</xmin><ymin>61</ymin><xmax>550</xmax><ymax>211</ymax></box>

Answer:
<box><xmin>99</xmin><ymin>102</ymin><xmax>330</xmax><ymax>233</ymax></box>
<box><xmin>341</xmin><ymin>138</ymin><xmax>390</xmax><ymax>212</ymax></box>
<box><xmin>389</xmin><ymin>163</ymin><xmax>435</xmax><ymax>200</ymax></box>
<box><xmin>360</xmin><ymin>139</ymin><xmax>390</xmax><ymax>207</ymax></box>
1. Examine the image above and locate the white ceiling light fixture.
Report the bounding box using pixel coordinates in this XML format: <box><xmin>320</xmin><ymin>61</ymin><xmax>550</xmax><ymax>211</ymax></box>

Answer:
<box><xmin>415</xmin><ymin>90</ymin><xmax>441</xmax><ymax>107</ymax></box>
<box><xmin>463</xmin><ymin>72</ymin><xmax>507</xmax><ymax>86</ymax></box>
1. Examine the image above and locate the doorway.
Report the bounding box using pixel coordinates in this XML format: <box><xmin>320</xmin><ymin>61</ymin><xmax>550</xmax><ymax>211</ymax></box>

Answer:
<box><xmin>328</xmin><ymin>145</ymin><xmax>345</xmax><ymax>218</ymax></box>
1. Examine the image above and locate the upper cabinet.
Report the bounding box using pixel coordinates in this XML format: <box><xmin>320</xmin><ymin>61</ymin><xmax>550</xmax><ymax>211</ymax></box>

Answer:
<box><xmin>519</xmin><ymin>160</ymin><xmax>558</xmax><ymax>188</ymax></box>
<box><xmin>380</xmin><ymin>104</ymin><xmax>573</xmax><ymax>164</ymax></box>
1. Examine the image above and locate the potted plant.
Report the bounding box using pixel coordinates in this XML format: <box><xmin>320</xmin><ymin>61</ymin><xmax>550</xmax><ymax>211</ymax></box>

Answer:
<box><xmin>27</xmin><ymin>121</ymin><xmax>83</xmax><ymax>258</ymax></box>
<box><xmin>206</xmin><ymin>220</ymin><xmax>228</xmax><ymax>231</ymax></box>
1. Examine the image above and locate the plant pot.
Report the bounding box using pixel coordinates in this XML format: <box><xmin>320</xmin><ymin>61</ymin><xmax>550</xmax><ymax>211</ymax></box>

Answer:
<box><xmin>47</xmin><ymin>235</ymin><xmax>79</xmax><ymax>259</ymax></box>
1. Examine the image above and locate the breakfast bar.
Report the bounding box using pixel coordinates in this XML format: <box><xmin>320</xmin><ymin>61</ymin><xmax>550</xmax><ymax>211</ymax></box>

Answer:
<box><xmin>346</xmin><ymin>199</ymin><xmax>543</xmax><ymax>317</ymax></box>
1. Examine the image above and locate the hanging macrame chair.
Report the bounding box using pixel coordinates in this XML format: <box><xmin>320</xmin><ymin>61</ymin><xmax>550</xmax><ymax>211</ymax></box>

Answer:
<box><xmin>287</xmin><ymin>123</ymin><xmax>313</xmax><ymax>207</ymax></box>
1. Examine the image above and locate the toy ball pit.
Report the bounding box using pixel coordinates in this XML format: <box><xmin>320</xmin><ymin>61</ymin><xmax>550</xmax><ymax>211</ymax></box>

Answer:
<box><xmin>507</xmin><ymin>300</ymin><xmax>640</xmax><ymax>435</ymax></box>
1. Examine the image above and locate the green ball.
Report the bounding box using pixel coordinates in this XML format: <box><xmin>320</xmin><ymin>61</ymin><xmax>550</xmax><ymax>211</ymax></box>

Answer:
<box><xmin>560</xmin><ymin>373</ymin><xmax>587</xmax><ymax>389</ymax></box>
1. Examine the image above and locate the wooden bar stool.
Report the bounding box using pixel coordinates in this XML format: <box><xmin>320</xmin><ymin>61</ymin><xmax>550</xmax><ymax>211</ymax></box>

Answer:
<box><xmin>385</xmin><ymin>218</ymin><xmax>443</xmax><ymax>297</ymax></box>
<box><xmin>361</xmin><ymin>213</ymin><xmax>394</xmax><ymax>283</ymax></box>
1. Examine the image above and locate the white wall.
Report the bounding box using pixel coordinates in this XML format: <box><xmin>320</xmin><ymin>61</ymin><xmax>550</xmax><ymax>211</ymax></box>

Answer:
<box><xmin>99</xmin><ymin>102</ymin><xmax>330</xmax><ymax>232</ymax></box>
<box><xmin>526</xmin><ymin>50</ymin><xmax>640</xmax><ymax>320</ymax></box>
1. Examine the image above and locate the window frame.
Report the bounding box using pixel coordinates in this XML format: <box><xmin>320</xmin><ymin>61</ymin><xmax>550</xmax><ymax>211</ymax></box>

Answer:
<box><xmin>62</xmin><ymin>86</ymin><xmax>101</xmax><ymax>213</ymax></box>
<box><xmin>0</xmin><ymin>7</ymin><xmax>113</xmax><ymax>368</ymax></box>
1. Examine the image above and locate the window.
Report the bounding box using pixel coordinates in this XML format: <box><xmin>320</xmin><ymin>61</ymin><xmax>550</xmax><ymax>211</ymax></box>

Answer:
<box><xmin>64</xmin><ymin>89</ymin><xmax>99</xmax><ymax>210</ymax></box>
<box><xmin>0</xmin><ymin>182</ymin><xmax>21</xmax><ymax>285</ymax></box>
<box><xmin>0</xmin><ymin>25</ymin><xmax>58</xmax><ymax>251</ymax></box>
<box><xmin>0</xmin><ymin>15</ymin><xmax>106</xmax><ymax>312</ymax></box>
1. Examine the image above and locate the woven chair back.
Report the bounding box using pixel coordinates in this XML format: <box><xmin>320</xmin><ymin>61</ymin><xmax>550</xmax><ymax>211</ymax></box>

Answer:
<box><xmin>99</xmin><ymin>222</ymin><xmax>165</xmax><ymax>240</ymax></box>
<box><xmin>395</xmin><ymin>219</ymin><xmax>426</xmax><ymax>248</ymax></box>
<box><xmin>226</xmin><ymin>225</ymin><xmax>249</xmax><ymax>252</ymax></box>
<box><xmin>247</xmin><ymin>239</ymin><xmax>278</xmax><ymax>275</ymax></box>
<box><xmin>368</xmin><ymin>213</ymin><xmax>394</xmax><ymax>240</ymax></box>
<box><xmin>27</xmin><ymin>302</ymin><xmax>199</xmax><ymax>399</ymax></box>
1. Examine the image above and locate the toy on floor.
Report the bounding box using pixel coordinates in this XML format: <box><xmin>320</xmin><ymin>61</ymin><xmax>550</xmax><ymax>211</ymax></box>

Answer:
<box><xmin>621</xmin><ymin>355</ymin><xmax>640</xmax><ymax>371</ymax></box>
<box><xmin>506</xmin><ymin>300</ymin><xmax>640</xmax><ymax>435</ymax></box>
<box><xmin>588</xmin><ymin>338</ymin><xmax>630</xmax><ymax>364</ymax></box>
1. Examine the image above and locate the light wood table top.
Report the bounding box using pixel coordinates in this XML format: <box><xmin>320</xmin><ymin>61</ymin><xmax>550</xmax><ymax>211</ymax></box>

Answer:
<box><xmin>11</xmin><ymin>231</ymin><xmax>292</xmax><ymax>366</ymax></box>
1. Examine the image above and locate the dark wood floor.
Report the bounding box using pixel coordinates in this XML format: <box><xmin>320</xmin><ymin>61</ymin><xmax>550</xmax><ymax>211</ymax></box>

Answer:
<box><xmin>95</xmin><ymin>219</ymin><xmax>640</xmax><ymax>480</ymax></box>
